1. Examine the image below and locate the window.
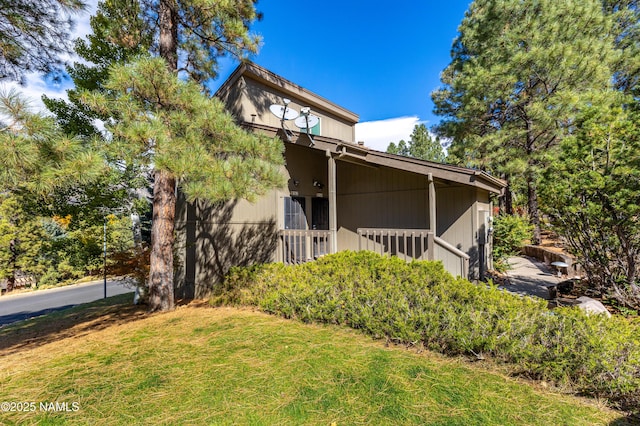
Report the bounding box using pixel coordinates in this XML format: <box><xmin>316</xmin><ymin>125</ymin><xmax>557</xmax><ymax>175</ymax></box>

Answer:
<box><xmin>284</xmin><ymin>196</ymin><xmax>306</xmax><ymax>229</ymax></box>
<box><xmin>298</xmin><ymin>117</ymin><xmax>321</xmax><ymax>136</ymax></box>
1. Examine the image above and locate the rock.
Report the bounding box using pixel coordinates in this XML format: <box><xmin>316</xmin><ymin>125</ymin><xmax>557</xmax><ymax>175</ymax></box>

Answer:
<box><xmin>557</xmin><ymin>279</ymin><xmax>574</xmax><ymax>295</ymax></box>
<box><xmin>576</xmin><ymin>296</ymin><xmax>611</xmax><ymax>317</ymax></box>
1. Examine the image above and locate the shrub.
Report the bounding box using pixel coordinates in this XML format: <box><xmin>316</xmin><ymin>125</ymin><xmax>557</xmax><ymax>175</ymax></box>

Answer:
<box><xmin>217</xmin><ymin>251</ymin><xmax>640</xmax><ymax>413</ymax></box>
<box><xmin>492</xmin><ymin>214</ymin><xmax>533</xmax><ymax>271</ymax></box>
<box><xmin>540</xmin><ymin>105</ymin><xmax>640</xmax><ymax>311</ymax></box>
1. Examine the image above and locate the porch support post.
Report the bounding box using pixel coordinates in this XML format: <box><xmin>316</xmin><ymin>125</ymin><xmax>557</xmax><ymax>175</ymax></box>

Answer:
<box><xmin>327</xmin><ymin>149</ymin><xmax>338</xmax><ymax>254</ymax></box>
<box><xmin>427</xmin><ymin>173</ymin><xmax>436</xmax><ymax>260</ymax></box>
<box><xmin>428</xmin><ymin>173</ymin><xmax>436</xmax><ymax>233</ymax></box>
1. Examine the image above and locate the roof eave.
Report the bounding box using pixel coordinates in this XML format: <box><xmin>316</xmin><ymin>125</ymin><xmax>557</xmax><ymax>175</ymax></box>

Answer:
<box><xmin>215</xmin><ymin>61</ymin><xmax>359</xmax><ymax>125</ymax></box>
<box><xmin>242</xmin><ymin>123</ymin><xmax>506</xmax><ymax>194</ymax></box>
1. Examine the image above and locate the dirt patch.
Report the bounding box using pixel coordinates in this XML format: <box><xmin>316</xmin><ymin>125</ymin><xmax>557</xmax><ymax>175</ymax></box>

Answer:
<box><xmin>539</xmin><ymin>230</ymin><xmax>568</xmax><ymax>254</ymax></box>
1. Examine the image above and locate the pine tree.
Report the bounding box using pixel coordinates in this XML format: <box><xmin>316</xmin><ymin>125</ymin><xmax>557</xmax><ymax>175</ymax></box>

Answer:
<box><xmin>0</xmin><ymin>0</ymin><xmax>86</xmax><ymax>83</ymax></box>
<box><xmin>0</xmin><ymin>89</ymin><xmax>105</xmax><ymax>196</ymax></box>
<box><xmin>43</xmin><ymin>0</ymin><xmax>151</xmax><ymax>138</ymax></box>
<box><xmin>137</xmin><ymin>0</ymin><xmax>268</xmax><ymax>311</ymax></box>
<box><xmin>81</xmin><ymin>57</ymin><xmax>285</xmax><ymax>311</ymax></box>
<box><xmin>386</xmin><ymin>124</ymin><xmax>446</xmax><ymax>163</ymax></box>
<box><xmin>40</xmin><ymin>0</ymin><xmax>153</xmax><ymax>226</ymax></box>
<box><xmin>540</xmin><ymin>100</ymin><xmax>640</xmax><ymax>309</ymax></box>
<box><xmin>432</xmin><ymin>0</ymin><xmax>616</xmax><ymax>244</ymax></box>
<box><xmin>386</xmin><ymin>139</ymin><xmax>409</xmax><ymax>157</ymax></box>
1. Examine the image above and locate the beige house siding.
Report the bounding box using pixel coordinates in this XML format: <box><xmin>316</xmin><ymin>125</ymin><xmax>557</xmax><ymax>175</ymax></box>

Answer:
<box><xmin>283</xmin><ymin>143</ymin><xmax>329</xmax><ymax>199</ymax></box>
<box><xmin>435</xmin><ymin>186</ymin><xmax>493</xmax><ymax>280</ymax></box>
<box><xmin>174</xmin><ymin>187</ymin><xmax>286</xmax><ymax>299</ymax></box>
<box><xmin>336</xmin><ymin>162</ymin><xmax>430</xmax><ymax>252</ymax></box>
<box><xmin>437</xmin><ymin>186</ymin><xmax>475</xmax><ymax>253</ymax></box>
<box><xmin>174</xmin><ymin>62</ymin><xmax>506</xmax><ymax>296</ymax></box>
<box><xmin>217</xmin><ymin>72</ymin><xmax>357</xmax><ymax>142</ymax></box>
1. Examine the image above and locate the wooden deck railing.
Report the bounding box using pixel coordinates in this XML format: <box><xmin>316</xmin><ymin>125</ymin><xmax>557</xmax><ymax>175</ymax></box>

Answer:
<box><xmin>278</xmin><ymin>228</ymin><xmax>470</xmax><ymax>278</ymax></box>
<box><xmin>433</xmin><ymin>236</ymin><xmax>470</xmax><ymax>279</ymax></box>
<box><xmin>357</xmin><ymin>228</ymin><xmax>469</xmax><ymax>278</ymax></box>
<box><xmin>278</xmin><ymin>230</ymin><xmax>332</xmax><ymax>265</ymax></box>
<box><xmin>357</xmin><ymin>228</ymin><xmax>433</xmax><ymax>260</ymax></box>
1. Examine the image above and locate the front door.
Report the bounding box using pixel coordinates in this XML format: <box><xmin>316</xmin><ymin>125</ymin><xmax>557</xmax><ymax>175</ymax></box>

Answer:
<box><xmin>311</xmin><ymin>198</ymin><xmax>329</xmax><ymax>257</ymax></box>
<box><xmin>311</xmin><ymin>198</ymin><xmax>329</xmax><ymax>230</ymax></box>
<box><xmin>283</xmin><ymin>196</ymin><xmax>330</xmax><ymax>261</ymax></box>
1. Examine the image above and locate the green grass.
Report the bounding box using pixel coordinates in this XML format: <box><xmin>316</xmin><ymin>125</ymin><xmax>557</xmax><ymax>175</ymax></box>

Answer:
<box><xmin>0</xmin><ymin>304</ymin><xmax>626</xmax><ymax>425</ymax></box>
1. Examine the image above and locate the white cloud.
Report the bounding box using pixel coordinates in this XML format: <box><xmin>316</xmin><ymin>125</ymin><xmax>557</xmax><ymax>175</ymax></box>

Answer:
<box><xmin>0</xmin><ymin>0</ymin><xmax>97</xmax><ymax>113</ymax></box>
<box><xmin>1</xmin><ymin>75</ymin><xmax>70</xmax><ymax>113</ymax></box>
<box><xmin>355</xmin><ymin>116</ymin><xmax>421</xmax><ymax>152</ymax></box>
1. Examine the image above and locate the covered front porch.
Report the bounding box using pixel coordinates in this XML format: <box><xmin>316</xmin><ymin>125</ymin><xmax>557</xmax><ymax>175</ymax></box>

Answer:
<box><xmin>276</xmin><ymin>139</ymin><xmax>475</xmax><ymax>278</ymax></box>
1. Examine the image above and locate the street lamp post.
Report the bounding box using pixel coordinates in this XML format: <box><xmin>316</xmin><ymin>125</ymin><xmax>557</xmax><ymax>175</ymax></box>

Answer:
<box><xmin>103</xmin><ymin>216</ymin><xmax>107</xmax><ymax>299</ymax></box>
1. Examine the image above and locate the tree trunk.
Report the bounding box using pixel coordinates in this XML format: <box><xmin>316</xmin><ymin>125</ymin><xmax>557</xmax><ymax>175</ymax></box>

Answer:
<box><xmin>500</xmin><ymin>177</ymin><xmax>513</xmax><ymax>215</ymax></box>
<box><xmin>527</xmin><ymin>176</ymin><xmax>541</xmax><ymax>245</ymax></box>
<box><xmin>525</xmin><ymin>117</ymin><xmax>541</xmax><ymax>245</ymax></box>
<box><xmin>147</xmin><ymin>0</ymin><xmax>178</xmax><ymax>311</ymax></box>
<box><xmin>6</xmin><ymin>273</ymin><xmax>15</xmax><ymax>292</ymax></box>
<box><xmin>505</xmin><ymin>187</ymin><xmax>513</xmax><ymax>215</ymax></box>
<box><xmin>6</xmin><ymin>238</ymin><xmax>17</xmax><ymax>292</ymax></box>
<box><xmin>148</xmin><ymin>169</ymin><xmax>176</xmax><ymax>311</ymax></box>
<box><xmin>159</xmin><ymin>0</ymin><xmax>178</xmax><ymax>70</ymax></box>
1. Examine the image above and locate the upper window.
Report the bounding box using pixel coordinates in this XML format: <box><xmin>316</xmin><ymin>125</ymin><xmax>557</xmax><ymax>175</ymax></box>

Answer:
<box><xmin>298</xmin><ymin>117</ymin><xmax>321</xmax><ymax>136</ymax></box>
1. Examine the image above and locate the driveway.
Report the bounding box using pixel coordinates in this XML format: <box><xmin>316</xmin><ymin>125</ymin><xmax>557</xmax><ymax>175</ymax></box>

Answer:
<box><xmin>0</xmin><ymin>279</ymin><xmax>134</xmax><ymax>327</ymax></box>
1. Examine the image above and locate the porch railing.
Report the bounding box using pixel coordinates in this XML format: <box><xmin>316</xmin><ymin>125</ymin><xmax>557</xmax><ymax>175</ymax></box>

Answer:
<box><xmin>357</xmin><ymin>228</ymin><xmax>469</xmax><ymax>278</ymax></box>
<box><xmin>279</xmin><ymin>230</ymin><xmax>332</xmax><ymax>265</ymax></box>
<box><xmin>434</xmin><ymin>236</ymin><xmax>470</xmax><ymax>279</ymax></box>
<box><xmin>357</xmin><ymin>228</ymin><xmax>433</xmax><ymax>260</ymax></box>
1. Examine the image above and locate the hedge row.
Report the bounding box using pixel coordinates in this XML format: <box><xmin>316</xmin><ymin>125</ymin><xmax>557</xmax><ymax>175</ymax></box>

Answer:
<box><xmin>213</xmin><ymin>251</ymin><xmax>640</xmax><ymax>412</ymax></box>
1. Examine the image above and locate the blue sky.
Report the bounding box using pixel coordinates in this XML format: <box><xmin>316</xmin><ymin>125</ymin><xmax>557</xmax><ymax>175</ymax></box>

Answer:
<box><xmin>216</xmin><ymin>1</ymin><xmax>473</xmax><ymax>149</ymax></box>
<box><xmin>219</xmin><ymin>1</ymin><xmax>471</xmax><ymax>122</ymax></box>
<box><xmin>6</xmin><ymin>0</ymin><xmax>473</xmax><ymax>151</ymax></box>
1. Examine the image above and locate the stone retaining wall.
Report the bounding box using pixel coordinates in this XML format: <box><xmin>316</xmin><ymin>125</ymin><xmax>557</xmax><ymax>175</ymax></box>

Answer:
<box><xmin>522</xmin><ymin>245</ymin><xmax>581</xmax><ymax>277</ymax></box>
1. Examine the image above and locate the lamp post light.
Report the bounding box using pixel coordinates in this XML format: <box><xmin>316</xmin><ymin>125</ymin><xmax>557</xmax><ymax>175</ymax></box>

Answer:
<box><xmin>551</xmin><ymin>261</ymin><xmax>569</xmax><ymax>278</ymax></box>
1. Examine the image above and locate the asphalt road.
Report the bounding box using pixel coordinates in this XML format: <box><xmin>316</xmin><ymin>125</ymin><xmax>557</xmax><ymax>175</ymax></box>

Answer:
<box><xmin>0</xmin><ymin>279</ymin><xmax>135</xmax><ymax>327</ymax></box>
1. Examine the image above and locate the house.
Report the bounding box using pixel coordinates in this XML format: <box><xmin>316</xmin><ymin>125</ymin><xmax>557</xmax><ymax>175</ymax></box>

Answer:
<box><xmin>174</xmin><ymin>62</ymin><xmax>506</xmax><ymax>298</ymax></box>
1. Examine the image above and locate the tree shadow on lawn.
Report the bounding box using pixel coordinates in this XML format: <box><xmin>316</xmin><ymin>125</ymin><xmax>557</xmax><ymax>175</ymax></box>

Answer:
<box><xmin>609</xmin><ymin>413</ymin><xmax>640</xmax><ymax>425</ymax></box>
<box><xmin>0</xmin><ymin>293</ymin><xmax>153</xmax><ymax>356</ymax></box>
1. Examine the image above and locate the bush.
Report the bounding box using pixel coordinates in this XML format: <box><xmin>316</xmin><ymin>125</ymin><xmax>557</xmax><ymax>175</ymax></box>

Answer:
<box><xmin>216</xmin><ymin>251</ymin><xmax>640</xmax><ymax>413</ymax></box>
<box><xmin>540</xmin><ymin>105</ymin><xmax>640</xmax><ymax>311</ymax></box>
<box><xmin>492</xmin><ymin>214</ymin><xmax>533</xmax><ymax>271</ymax></box>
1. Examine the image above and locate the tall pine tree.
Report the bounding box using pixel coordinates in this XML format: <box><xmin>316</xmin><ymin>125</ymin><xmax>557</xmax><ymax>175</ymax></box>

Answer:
<box><xmin>46</xmin><ymin>0</ymin><xmax>272</xmax><ymax>311</ymax></box>
<box><xmin>141</xmin><ymin>0</ymin><xmax>269</xmax><ymax>311</ymax></box>
<box><xmin>81</xmin><ymin>57</ymin><xmax>284</xmax><ymax>311</ymax></box>
<box><xmin>432</xmin><ymin>0</ymin><xmax>616</xmax><ymax>243</ymax></box>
